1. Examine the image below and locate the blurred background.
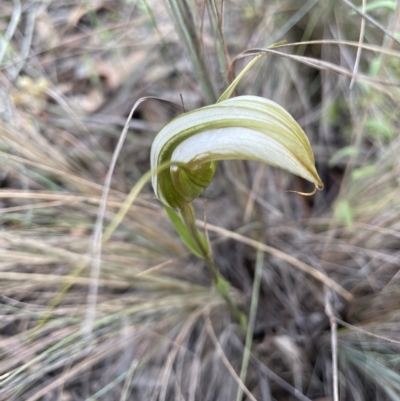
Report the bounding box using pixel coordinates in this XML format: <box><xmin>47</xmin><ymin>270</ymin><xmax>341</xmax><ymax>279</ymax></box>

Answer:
<box><xmin>1</xmin><ymin>0</ymin><xmax>400</xmax><ymax>400</ymax></box>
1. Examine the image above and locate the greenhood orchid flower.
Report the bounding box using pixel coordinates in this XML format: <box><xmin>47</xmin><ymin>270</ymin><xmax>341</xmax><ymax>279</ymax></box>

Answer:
<box><xmin>151</xmin><ymin>95</ymin><xmax>323</xmax><ymax>209</ymax></box>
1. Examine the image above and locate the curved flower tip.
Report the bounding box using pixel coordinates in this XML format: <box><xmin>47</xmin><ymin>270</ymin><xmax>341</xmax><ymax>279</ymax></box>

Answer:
<box><xmin>287</xmin><ymin>183</ymin><xmax>324</xmax><ymax>196</ymax></box>
<box><xmin>151</xmin><ymin>95</ymin><xmax>323</xmax><ymax>209</ymax></box>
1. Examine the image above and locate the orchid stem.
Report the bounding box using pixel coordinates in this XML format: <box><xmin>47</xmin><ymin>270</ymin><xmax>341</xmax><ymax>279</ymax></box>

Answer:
<box><xmin>180</xmin><ymin>203</ymin><xmax>247</xmax><ymax>331</ymax></box>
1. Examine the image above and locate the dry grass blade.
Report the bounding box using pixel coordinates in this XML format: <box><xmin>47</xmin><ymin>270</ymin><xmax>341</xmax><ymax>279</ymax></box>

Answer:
<box><xmin>236</xmin><ymin>249</ymin><xmax>264</xmax><ymax>401</ymax></box>
<box><xmin>24</xmin><ymin>333</ymin><xmax>139</xmax><ymax>401</ymax></box>
<box><xmin>166</xmin><ymin>0</ymin><xmax>216</xmax><ymax>103</ymax></box>
<box><xmin>85</xmin><ymin>96</ymin><xmax>181</xmax><ymax>333</ymax></box>
<box><xmin>0</xmin><ymin>150</ymin><xmax>103</xmax><ymax>191</ymax></box>
<box><xmin>255</xmin><ymin>361</ymin><xmax>313</xmax><ymax>401</ymax></box>
<box><xmin>0</xmin><ymin>0</ymin><xmax>21</xmax><ymax>64</ymax></box>
<box><xmin>336</xmin><ymin>318</ymin><xmax>400</xmax><ymax>345</ymax></box>
<box><xmin>196</xmin><ymin>220</ymin><xmax>353</xmax><ymax>301</ymax></box>
<box><xmin>0</xmin><ymin>272</ymin><xmax>128</xmax><ymax>289</ymax></box>
<box><xmin>204</xmin><ymin>313</ymin><xmax>258</xmax><ymax>401</ymax></box>
<box><xmin>85</xmin><ymin>96</ymin><xmax>151</xmax><ymax>334</ymax></box>
<box><xmin>232</xmin><ymin>48</ymin><xmax>400</xmax><ymax>88</ymax></box>
<box><xmin>272</xmin><ymin>39</ymin><xmax>400</xmax><ymax>57</ymax></box>
<box><xmin>340</xmin><ymin>0</ymin><xmax>400</xmax><ymax>46</ymax></box>
<box><xmin>325</xmin><ymin>290</ymin><xmax>339</xmax><ymax>401</ymax></box>
<box><xmin>350</xmin><ymin>0</ymin><xmax>366</xmax><ymax>89</ymax></box>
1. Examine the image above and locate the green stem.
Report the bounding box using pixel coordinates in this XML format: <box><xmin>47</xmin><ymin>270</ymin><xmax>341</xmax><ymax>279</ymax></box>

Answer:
<box><xmin>179</xmin><ymin>203</ymin><xmax>247</xmax><ymax>331</ymax></box>
<box><xmin>236</xmin><ymin>249</ymin><xmax>264</xmax><ymax>401</ymax></box>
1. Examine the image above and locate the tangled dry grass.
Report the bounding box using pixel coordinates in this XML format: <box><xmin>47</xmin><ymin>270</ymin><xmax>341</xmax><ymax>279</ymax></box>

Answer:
<box><xmin>1</xmin><ymin>0</ymin><xmax>400</xmax><ymax>400</ymax></box>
